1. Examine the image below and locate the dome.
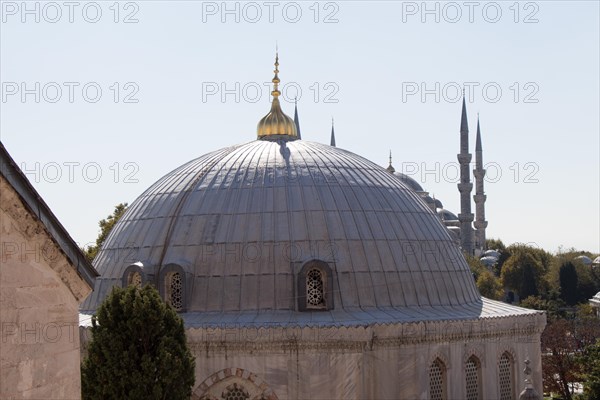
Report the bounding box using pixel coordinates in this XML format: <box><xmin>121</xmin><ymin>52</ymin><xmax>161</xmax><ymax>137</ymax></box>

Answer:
<box><xmin>480</xmin><ymin>256</ymin><xmax>498</xmax><ymax>267</ymax></box>
<box><xmin>393</xmin><ymin>172</ymin><xmax>424</xmax><ymax>192</ymax></box>
<box><xmin>484</xmin><ymin>249</ymin><xmax>501</xmax><ymax>258</ymax></box>
<box><xmin>82</xmin><ymin>140</ymin><xmax>481</xmax><ymax>316</ymax></box>
<box><xmin>574</xmin><ymin>255</ymin><xmax>592</xmax><ymax>265</ymax></box>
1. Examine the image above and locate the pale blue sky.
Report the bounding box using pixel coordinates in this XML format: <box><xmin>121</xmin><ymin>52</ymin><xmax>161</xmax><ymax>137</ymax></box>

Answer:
<box><xmin>1</xmin><ymin>1</ymin><xmax>599</xmax><ymax>253</ymax></box>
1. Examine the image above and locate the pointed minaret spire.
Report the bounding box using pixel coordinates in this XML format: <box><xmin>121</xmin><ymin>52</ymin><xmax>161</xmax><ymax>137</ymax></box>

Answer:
<box><xmin>294</xmin><ymin>97</ymin><xmax>302</xmax><ymax>139</ymax></box>
<box><xmin>460</xmin><ymin>92</ymin><xmax>469</xmax><ymax>153</ymax></box>
<box><xmin>457</xmin><ymin>92</ymin><xmax>474</xmax><ymax>255</ymax></box>
<box><xmin>475</xmin><ymin>113</ymin><xmax>482</xmax><ymax>152</ymax></box>
<box><xmin>330</xmin><ymin>117</ymin><xmax>336</xmax><ymax>147</ymax></box>
<box><xmin>473</xmin><ymin>114</ymin><xmax>488</xmax><ymax>254</ymax></box>
<box><xmin>386</xmin><ymin>150</ymin><xmax>395</xmax><ymax>173</ymax></box>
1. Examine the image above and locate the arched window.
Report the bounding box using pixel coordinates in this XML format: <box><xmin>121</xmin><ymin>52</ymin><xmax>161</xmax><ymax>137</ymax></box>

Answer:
<box><xmin>222</xmin><ymin>383</ymin><xmax>249</xmax><ymax>400</ymax></box>
<box><xmin>166</xmin><ymin>271</ymin><xmax>183</xmax><ymax>311</ymax></box>
<box><xmin>127</xmin><ymin>271</ymin><xmax>142</xmax><ymax>288</ymax></box>
<box><xmin>498</xmin><ymin>352</ymin><xmax>514</xmax><ymax>400</ymax></box>
<box><xmin>465</xmin><ymin>356</ymin><xmax>482</xmax><ymax>400</ymax></box>
<box><xmin>121</xmin><ymin>263</ymin><xmax>146</xmax><ymax>288</ymax></box>
<box><xmin>297</xmin><ymin>260</ymin><xmax>334</xmax><ymax>311</ymax></box>
<box><xmin>429</xmin><ymin>358</ymin><xmax>447</xmax><ymax>400</ymax></box>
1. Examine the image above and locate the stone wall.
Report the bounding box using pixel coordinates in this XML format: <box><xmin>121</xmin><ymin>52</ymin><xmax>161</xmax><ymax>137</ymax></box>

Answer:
<box><xmin>180</xmin><ymin>312</ymin><xmax>546</xmax><ymax>400</ymax></box>
<box><xmin>1</xmin><ymin>176</ymin><xmax>90</xmax><ymax>400</ymax></box>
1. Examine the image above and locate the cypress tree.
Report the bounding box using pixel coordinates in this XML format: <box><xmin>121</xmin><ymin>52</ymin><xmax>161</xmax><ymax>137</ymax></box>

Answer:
<box><xmin>81</xmin><ymin>285</ymin><xmax>195</xmax><ymax>400</ymax></box>
<box><xmin>559</xmin><ymin>261</ymin><xmax>579</xmax><ymax>305</ymax></box>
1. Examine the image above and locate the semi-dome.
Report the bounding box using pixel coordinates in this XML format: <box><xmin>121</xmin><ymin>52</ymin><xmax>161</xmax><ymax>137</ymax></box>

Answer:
<box><xmin>394</xmin><ymin>172</ymin><xmax>424</xmax><ymax>193</ymax></box>
<box><xmin>82</xmin><ymin>139</ymin><xmax>482</xmax><ymax>318</ymax></box>
<box><xmin>437</xmin><ymin>208</ymin><xmax>459</xmax><ymax>222</ymax></box>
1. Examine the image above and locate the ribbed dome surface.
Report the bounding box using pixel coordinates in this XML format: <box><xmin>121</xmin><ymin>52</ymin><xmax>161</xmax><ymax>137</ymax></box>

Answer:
<box><xmin>82</xmin><ymin>140</ymin><xmax>480</xmax><ymax>313</ymax></box>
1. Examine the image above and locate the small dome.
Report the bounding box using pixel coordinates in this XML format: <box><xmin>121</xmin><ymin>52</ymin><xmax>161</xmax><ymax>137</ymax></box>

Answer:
<box><xmin>574</xmin><ymin>255</ymin><xmax>592</xmax><ymax>265</ymax></box>
<box><xmin>434</xmin><ymin>198</ymin><xmax>443</xmax><ymax>209</ymax></box>
<box><xmin>480</xmin><ymin>256</ymin><xmax>498</xmax><ymax>267</ymax></box>
<box><xmin>484</xmin><ymin>249</ymin><xmax>500</xmax><ymax>258</ymax></box>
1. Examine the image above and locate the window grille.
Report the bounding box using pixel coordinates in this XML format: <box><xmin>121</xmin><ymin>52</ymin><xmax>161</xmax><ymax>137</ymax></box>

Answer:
<box><xmin>306</xmin><ymin>268</ymin><xmax>325</xmax><ymax>307</ymax></box>
<box><xmin>429</xmin><ymin>359</ymin><xmax>447</xmax><ymax>400</ymax></box>
<box><xmin>167</xmin><ymin>272</ymin><xmax>183</xmax><ymax>311</ymax></box>
<box><xmin>499</xmin><ymin>353</ymin><xmax>513</xmax><ymax>400</ymax></box>
<box><xmin>465</xmin><ymin>356</ymin><xmax>481</xmax><ymax>400</ymax></box>
<box><xmin>222</xmin><ymin>383</ymin><xmax>249</xmax><ymax>400</ymax></box>
<box><xmin>128</xmin><ymin>271</ymin><xmax>142</xmax><ymax>288</ymax></box>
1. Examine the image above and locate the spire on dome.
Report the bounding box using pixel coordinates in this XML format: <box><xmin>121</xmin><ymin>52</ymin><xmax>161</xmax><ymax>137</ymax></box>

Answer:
<box><xmin>330</xmin><ymin>117</ymin><xmax>336</xmax><ymax>147</ymax></box>
<box><xmin>387</xmin><ymin>150</ymin><xmax>395</xmax><ymax>173</ymax></box>
<box><xmin>256</xmin><ymin>51</ymin><xmax>298</xmax><ymax>140</ymax></box>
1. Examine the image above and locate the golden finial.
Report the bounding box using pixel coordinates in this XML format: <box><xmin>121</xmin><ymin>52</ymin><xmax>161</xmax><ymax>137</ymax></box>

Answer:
<box><xmin>272</xmin><ymin>50</ymin><xmax>280</xmax><ymax>98</ymax></box>
<box><xmin>257</xmin><ymin>50</ymin><xmax>298</xmax><ymax>140</ymax></box>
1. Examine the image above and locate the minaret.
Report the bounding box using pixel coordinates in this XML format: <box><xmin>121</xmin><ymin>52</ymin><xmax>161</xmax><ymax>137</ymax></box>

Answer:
<box><xmin>473</xmin><ymin>115</ymin><xmax>488</xmax><ymax>253</ymax></box>
<box><xmin>330</xmin><ymin>118</ymin><xmax>336</xmax><ymax>147</ymax></box>
<box><xmin>457</xmin><ymin>94</ymin><xmax>474</xmax><ymax>255</ymax></box>
<box><xmin>294</xmin><ymin>98</ymin><xmax>302</xmax><ymax>139</ymax></box>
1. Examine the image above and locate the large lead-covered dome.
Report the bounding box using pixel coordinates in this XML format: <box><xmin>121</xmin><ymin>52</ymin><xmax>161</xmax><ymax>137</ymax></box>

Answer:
<box><xmin>82</xmin><ymin>139</ymin><xmax>482</xmax><ymax>317</ymax></box>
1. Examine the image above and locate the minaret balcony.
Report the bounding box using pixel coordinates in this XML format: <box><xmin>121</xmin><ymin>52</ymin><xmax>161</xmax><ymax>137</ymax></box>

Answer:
<box><xmin>458</xmin><ymin>213</ymin><xmax>474</xmax><ymax>222</ymax></box>
<box><xmin>473</xmin><ymin>169</ymin><xmax>486</xmax><ymax>179</ymax></box>
<box><xmin>457</xmin><ymin>183</ymin><xmax>473</xmax><ymax>192</ymax></box>
<box><xmin>457</xmin><ymin>154</ymin><xmax>472</xmax><ymax>163</ymax></box>
<box><xmin>474</xmin><ymin>220</ymin><xmax>488</xmax><ymax>229</ymax></box>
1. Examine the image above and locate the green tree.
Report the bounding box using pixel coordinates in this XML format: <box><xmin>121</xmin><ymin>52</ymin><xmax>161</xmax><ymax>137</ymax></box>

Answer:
<box><xmin>476</xmin><ymin>269</ymin><xmax>503</xmax><ymax>300</ymax></box>
<box><xmin>549</xmin><ymin>253</ymin><xmax>600</xmax><ymax>305</ymax></box>
<box><xmin>559</xmin><ymin>261</ymin><xmax>579</xmax><ymax>305</ymax></box>
<box><xmin>465</xmin><ymin>254</ymin><xmax>486</xmax><ymax>280</ymax></box>
<box><xmin>485</xmin><ymin>238</ymin><xmax>510</xmax><ymax>275</ymax></box>
<box><xmin>579</xmin><ymin>339</ymin><xmax>600</xmax><ymax>400</ymax></box>
<box><xmin>84</xmin><ymin>203</ymin><xmax>128</xmax><ymax>263</ymax></box>
<box><xmin>542</xmin><ymin>318</ymin><xmax>581</xmax><ymax>400</ymax></box>
<box><xmin>501</xmin><ymin>246</ymin><xmax>546</xmax><ymax>301</ymax></box>
<box><xmin>519</xmin><ymin>295</ymin><xmax>566</xmax><ymax>320</ymax></box>
<box><xmin>541</xmin><ymin>305</ymin><xmax>600</xmax><ymax>400</ymax></box>
<box><xmin>81</xmin><ymin>285</ymin><xmax>195</xmax><ymax>400</ymax></box>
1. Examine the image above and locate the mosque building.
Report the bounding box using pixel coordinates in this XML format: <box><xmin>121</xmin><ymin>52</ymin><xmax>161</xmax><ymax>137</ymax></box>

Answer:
<box><xmin>80</xmin><ymin>54</ymin><xmax>545</xmax><ymax>400</ymax></box>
